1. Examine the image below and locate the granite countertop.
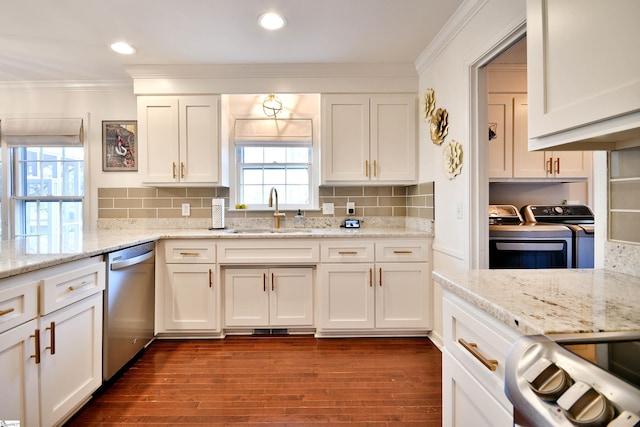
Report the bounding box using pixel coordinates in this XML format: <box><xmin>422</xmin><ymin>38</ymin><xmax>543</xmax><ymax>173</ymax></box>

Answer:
<box><xmin>0</xmin><ymin>227</ymin><xmax>432</xmax><ymax>280</ymax></box>
<box><xmin>433</xmin><ymin>269</ymin><xmax>640</xmax><ymax>337</ymax></box>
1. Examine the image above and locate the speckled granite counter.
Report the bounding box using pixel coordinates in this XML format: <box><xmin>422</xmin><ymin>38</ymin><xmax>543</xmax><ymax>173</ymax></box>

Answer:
<box><xmin>0</xmin><ymin>227</ymin><xmax>432</xmax><ymax>280</ymax></box>
<box><xmin>433</xmin><ymin>269</ymin><xmax>640</xmax><ymax>337</ymax></box>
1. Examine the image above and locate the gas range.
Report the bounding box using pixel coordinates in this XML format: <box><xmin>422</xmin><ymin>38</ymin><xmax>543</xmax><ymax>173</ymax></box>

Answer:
<box><xmin>506</xmin><ymin>335</ymin><xmax>640</xmax><ymax>427</ymax></box>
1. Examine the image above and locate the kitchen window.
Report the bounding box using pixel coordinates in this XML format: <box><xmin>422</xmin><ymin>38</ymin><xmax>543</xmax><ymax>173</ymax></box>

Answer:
<box><xmin>1</xmin><ymin>118</ymin><xmax>85</xmax><ymax>245</ymax></box>
<box><xmin>232</xmin><ymin>119</ymin><xmax>317</xmax><ymax>210</ymax></box>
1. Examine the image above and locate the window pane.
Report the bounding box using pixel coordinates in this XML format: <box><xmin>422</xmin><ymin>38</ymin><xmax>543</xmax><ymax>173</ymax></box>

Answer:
<box><xmin>264</xmin><ymin>169</ymin><xmax>285</xmax><ymax>185</ymax></box>
<box><xmin>242</xmin><ymin>169</ymin><xmax>263</xmax><ymax>185</ymax></box>
<box><xmin>242</xmin><ymin>147</ymin><xmax>264</xmax><ymax>163</ymax></box>
<box><xmin>286</xmin><ymin>168</ymin><xmax>309</xmax><ymax>184</ymax></box>
<box><xmin>264</xmin><ymin>147</ymin><xmax>286</xmax><ymax>163</ymax></box>
<box><xmin>242</xmin><ymin>185</ymin><xmax>264</xmax><ymax>205</ymax></box>
<box><xmin>287</xmin><ymin>148</ymin><xmax>309</xmax><ymax>163</ymax></box>
<box><xmin>286</xmin><ymin>185</ymin><xmax>309</xmax><ymax>204</ymax></box>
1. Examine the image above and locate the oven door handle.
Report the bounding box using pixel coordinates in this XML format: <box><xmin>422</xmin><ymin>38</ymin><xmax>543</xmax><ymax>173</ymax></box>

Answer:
<box><xmin>495</xmin><ymin>242</ymin><xmax>566</xmax><ymax>251</ymax></box>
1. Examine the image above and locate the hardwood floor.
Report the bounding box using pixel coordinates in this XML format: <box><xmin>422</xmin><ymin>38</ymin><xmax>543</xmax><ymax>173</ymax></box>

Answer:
<box><xmin>66</xmin><ymin>336</ymin><xmax>442</xmax><ymax>426</ymax></box>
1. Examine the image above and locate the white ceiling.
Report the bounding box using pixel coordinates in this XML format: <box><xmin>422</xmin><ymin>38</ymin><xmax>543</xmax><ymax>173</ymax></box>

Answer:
<box><xmin>0</xmin><ymin>0</ymin><xmax>464</xmax><ymax>81</ymax></box>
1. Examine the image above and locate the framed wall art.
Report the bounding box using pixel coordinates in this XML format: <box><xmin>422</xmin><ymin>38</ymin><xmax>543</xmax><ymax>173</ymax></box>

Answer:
<box><xmin>102</xmin><ymin>120</ymin><xmax>137</xmax><ymax>171</ymax></box>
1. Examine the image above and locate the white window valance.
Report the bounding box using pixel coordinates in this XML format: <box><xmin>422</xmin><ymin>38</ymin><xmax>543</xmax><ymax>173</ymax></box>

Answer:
<box><xmin>2</xmin><ymin>118</ymin><xmax>84</xmax><ymax>145</ymax></box>
<box><xmin>234</xmin><ymin>119</ymin><xmax>312</xmax><ymax>146</ymax></box>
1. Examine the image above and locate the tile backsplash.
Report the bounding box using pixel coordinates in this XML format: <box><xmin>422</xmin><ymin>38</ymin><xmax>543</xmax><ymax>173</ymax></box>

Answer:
<box><xmin>97</xmin><ymin>182</ymin><xmax>435</xmax><ymax>230</ymax></box>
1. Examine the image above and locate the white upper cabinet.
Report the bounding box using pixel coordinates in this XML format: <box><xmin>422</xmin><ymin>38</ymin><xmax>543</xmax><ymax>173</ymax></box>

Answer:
<box><xmin>138</xmin><ymin>95</ymin><xmax>226</xmax><ymax>186</ymax></box>
<box><xmin>321</xmin><ymin>94</ymin><xmax>417</xmax><ymax>184</ymax></box>
<box><xmin>526</xmin><ymin>0</ymin><xmax>640</xmax><ymax>150</ymax></box>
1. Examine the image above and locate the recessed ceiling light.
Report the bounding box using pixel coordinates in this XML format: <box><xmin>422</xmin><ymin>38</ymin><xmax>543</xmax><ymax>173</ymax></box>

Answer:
<box><xmin>110</xmin><ymin>41</ymin><xmax>136</xmax><ymax>55</ymax></box>
<box><xmin>258</xmin><ymin>12</ymin><xmax>286</xmax><ymax>30</ymax></box>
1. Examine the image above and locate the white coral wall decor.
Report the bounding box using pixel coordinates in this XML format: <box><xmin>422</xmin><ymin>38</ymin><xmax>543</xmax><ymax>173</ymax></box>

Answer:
<box><xmin>421</xmin><ymin>88</ymin><xmax>436</xmax><ymax>122</ymax></box>
<box><xmin>442</xmin><ymin>140</ymin><xmax>463</xmax><ymax>179</ymax></box>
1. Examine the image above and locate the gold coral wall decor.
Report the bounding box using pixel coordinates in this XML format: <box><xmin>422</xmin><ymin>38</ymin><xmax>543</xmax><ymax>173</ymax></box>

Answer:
<box><xmin>430</xmin><ymin>108</ymin><xmax>449</xmax><ymax>145</ymax></box>
<box><xmin>420</xmin><ymin>88</ymin><xmax>436</xmax><ymax>122</ymax></box>
<box><xmin>442</xmin><ymin>139</ymin><xmax>463</xmax><ymax>179</ymax></box>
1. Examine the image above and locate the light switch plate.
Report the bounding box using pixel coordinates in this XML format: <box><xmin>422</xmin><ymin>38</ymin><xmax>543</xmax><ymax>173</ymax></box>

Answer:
<box><xmin>346</xmin><ymin>202</ymin><xmax>355</xmax><ymax>215</ymax></box>
<box><xmin>322</xmin><ymin>203</ymin><xmax>334</xmax><ymax>215</ymax></box>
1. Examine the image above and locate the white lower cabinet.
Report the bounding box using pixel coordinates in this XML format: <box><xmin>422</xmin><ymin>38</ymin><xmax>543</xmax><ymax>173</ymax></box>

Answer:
<box><xmin>0</xmin><ymin>256</ymin><xmax>104</xmax><ymax>427</ymax></box>
<box><xmin>318</xmin><ymin>239</ymin><xmax>431</xmax><ymax>335</ymax></box>
<box><xmin>442</xmin><ymin>291</ymin><xmax>522</xmax><ymax>427</ymax></box>
<box><xmin>224</xmin><ymin>267</ymin><xmax>314</xmax><ymax>328</ymax></box>
<box><xmin>157</xmin><ymin>240</ymin><xmax>218</xmax><ymax>334</ymax></box>
<box><xmin>39</xmin><ymin>293</ymin><xmax>103</xmax><ymax>427</ymax></box>
<box><xmin>0</xmin><ymin>319</ymin><xmax>39</xmax><ymax>426</ymax></box>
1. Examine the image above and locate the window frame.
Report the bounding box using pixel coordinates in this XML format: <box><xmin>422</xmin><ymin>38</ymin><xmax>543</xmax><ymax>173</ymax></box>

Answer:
<box><xmin>0</xmin><ymin>116</ymin><xmax>89</xmax><ymax>241</ymax></box>
<box><xmin>229</xmin><ymin>115</ymin><xmax>320</xmax><ymax>212</ymax></box>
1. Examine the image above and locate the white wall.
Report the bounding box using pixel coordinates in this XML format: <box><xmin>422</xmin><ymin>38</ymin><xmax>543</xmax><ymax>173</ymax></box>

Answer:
<box><xmin>0</xmin><ymin>86</ymin><xmax>140</xmax><ymax>229</ymax></box>
<box><xmin>415</xmin><ymin>0</ymin><xmax>526</xmax><ymax>345</ymax></box>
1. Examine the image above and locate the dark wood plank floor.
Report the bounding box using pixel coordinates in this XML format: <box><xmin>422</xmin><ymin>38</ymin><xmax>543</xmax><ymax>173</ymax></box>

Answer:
<box><xmin>66</xmin><ymin>336</ymin><xmax>442</xmax><ymax>426</ymax></box>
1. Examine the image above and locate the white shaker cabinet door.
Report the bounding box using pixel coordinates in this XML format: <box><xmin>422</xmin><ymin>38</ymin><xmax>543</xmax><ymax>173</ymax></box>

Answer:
<box><xmin>319</xmin><ymin>263</ymin><xmax>375</xmax><ymax>329</ymax></box>
<box><xmin>164</xmin><ymin>263</ymin><xmax>217</xmax><ymax>331</ymax></box>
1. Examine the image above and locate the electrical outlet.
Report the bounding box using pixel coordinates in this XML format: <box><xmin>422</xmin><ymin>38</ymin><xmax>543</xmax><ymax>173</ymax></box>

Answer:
<box><xmin>182</xmin><ymin>203</ymin><xmax>190</xmax><ymax>216</ymax></box>
<box><xmin>346</xmin><ymin>202</ymin><xmax>355</xmax><ymax>215</ymax></box>
<box><xmin>322</xmin><ymin>203</ymin><xmax>334</xmax><ymax>215</ymax></box>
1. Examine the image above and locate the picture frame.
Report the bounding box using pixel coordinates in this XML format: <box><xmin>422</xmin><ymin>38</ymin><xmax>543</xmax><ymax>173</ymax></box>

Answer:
<box><xmin>102</xmin><ymin>120</ymin><xmax>138</xmax><ymax>171</ymax></box>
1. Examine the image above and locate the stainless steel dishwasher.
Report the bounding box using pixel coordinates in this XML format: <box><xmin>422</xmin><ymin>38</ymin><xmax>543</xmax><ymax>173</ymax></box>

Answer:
<box><xmin>104</xmin><ymin>241</ymin><xmax>155</xmax><ymax>381</ymax></box>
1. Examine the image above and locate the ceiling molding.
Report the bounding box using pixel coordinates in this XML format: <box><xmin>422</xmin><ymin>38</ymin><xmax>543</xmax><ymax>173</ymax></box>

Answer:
<box><xmin>414</xmin><ymin>0</ymin><xmax>488</xmax><ymax>74</ymax></box>
<box><xmin>0</xmin><ymin>80</ymin><xmax>132</xmax><ymax>93</ymax></box>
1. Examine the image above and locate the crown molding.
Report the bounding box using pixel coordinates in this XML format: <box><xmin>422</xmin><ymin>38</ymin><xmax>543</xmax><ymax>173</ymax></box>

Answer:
<box><xmin>414</xmin><ymin>0</ymin><xmax>488</xmax><ymax>74</ymax></box>
<box><xmin>0</xmin><ymin>80</ymin><xmax>132</xmax><ymax>93</ymax></box>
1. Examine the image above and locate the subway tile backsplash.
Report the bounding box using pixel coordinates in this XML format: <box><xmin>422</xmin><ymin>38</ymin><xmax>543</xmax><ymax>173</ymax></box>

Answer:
<box><xmin>98</xmin><ymin>183</ymin><xmax>435</xmax><ymax>229</ymax></box>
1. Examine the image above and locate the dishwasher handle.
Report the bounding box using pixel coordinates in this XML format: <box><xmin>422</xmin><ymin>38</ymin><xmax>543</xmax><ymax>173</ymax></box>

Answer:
<box><xmin>110</xmin><ymin>249</ymin><xmax>155</xmax><ymax>271</ymax></box>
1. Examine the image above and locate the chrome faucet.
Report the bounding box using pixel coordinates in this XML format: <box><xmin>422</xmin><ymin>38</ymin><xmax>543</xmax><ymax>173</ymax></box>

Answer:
<box><xmin>268</xmin><ymin>187</ymin><xmax>286</xmax><ymax>228</ymax></box>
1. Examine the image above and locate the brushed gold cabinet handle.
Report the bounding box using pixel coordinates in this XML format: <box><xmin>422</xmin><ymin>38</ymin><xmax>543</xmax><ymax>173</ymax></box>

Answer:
<box><xmin>369</xmin><ymin>268</ymin><xmax>372</xmax><ymax>287</ymax></box>
<box><xmin>46</xmin><ymin>322</ymin><xmax>56</xmax><ymax>355</ymax></box>
<box><xmin>209</xmin><ymin>269</ymin><xmax>213</xmax><ymax>288</ymax></box>
<box><xmin>379</xmin><ymin>267</ymin><xmax>382</xmax><ymax>287</ymax></box>
<box><xmin>547</xmin><ymin>157</ymin><xmax>553</xmax><ymax>175</ymax></box>
<box><xmin>263</xmin><ymin>273</ymin><xmax>267</xmax><ymax>292</ymax></box>
<box><xmin>365</xmin><ymin>160</ymin><xmax>369</xmax><ymax>177</ymax></box>
<box><xmin>69</xmin><ymin>281</ymin><xmax>91</xmax><ymax>291</ymax></box>
<box><xmin>0</xmin><ymin>307</ymin><xmax>15</xmax><ymax>316</ymax></box>
<box><xmin>31</xmin><ymin>329</ymin><xmax>41</xmax><ymax>364</ymax></box>
<box><xmin>458</xmin><ymin>338</ymin><xmax>498</xmax><ymax>371</ymax></box>
<box><xmin>373</xmin><ymin>160</ymin><xmax>377</xmax><ymax>177</ymax></box>
<box><xmin>181</xmin><ymin>162</ymin><xmax>185</xmax><ymax>178</ymax></box>
<box><xmin>555</xmin><ymin>158</ymin><xmax>560</xmax><ymax>174</ymax></box>
<box><xmin>172</xmin><ymin>162</ymin><xmax>177</xmax><ymax>179</ymax></box>
<box><xmin>393</xmin><ymin>250</ymin><xmax>413</xmax><ymax>254</ymax></box>
<box><xmin>338</xmin><ymin>251</ymin><xmax>358</xmax><ymax>255</ymax></box>
<box><xmin>179</xmin><ymin>251</ymin><xmax>201</xmax><ymax>257</ymax></box>
<box><xmin>271</xmin><ymin>272</ymin><xmax>275</xmax><ymax>291</ymax></box>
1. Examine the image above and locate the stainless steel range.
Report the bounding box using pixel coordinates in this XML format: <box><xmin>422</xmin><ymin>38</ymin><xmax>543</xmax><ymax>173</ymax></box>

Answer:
<box><xmin>506</xmin><ymin>334</ymin><xmax>640</xmax><ymax>427</ymax></box>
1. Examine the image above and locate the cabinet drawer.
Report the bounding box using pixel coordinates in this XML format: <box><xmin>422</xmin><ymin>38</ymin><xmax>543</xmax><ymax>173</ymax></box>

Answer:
<box><xmin>320</xmin><ymin>241</ymin><xmax>374</xmax><ymax>263</ymax></box>
<box><xmin>375</xmin><ymin>240</ymin><xmax>429</xmax><ymax>262</ymax></box>
<box><xmin>443</xmin><ymin>293</ymin><xmax>521</xmax><ymax>410</ymax></box>
<box><xmin>0</xmin><ymin>279</ymin><xmax>38</xmax><ymax>334</ymax></box>
<box><xmin>164</xmin><ymin>240</ymin><xmax>216</xmax><ymax>263</ymax></box>
<box><xmin>218</xmin><ymin>240</ymin><xmax>319</xmax><ymax>264</ymax></box>
<box><xmin>41</xmin><ymin>258</ymin><xmax>105</xmax><ymax>315</ymax></box>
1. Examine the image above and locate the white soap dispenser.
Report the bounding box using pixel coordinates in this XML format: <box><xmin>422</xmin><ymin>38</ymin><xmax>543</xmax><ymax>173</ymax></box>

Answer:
<box><xmin>294</xmin><ymin>209</ymin><xmax>304</xmax><ymax>228</ymax></box>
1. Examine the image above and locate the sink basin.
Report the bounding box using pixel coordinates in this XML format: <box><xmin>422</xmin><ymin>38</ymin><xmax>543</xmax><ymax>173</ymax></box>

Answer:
<box><xmin>224</xmin><ymin>228</ymin><xmax>313</xmax><ymax>234</ymax></box>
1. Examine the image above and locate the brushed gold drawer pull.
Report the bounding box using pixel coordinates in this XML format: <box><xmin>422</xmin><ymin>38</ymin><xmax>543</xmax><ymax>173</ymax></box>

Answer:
<box><xmin>46</xmin><ymin>322</ymin><xmax>56</xmax><ymax>355</ymax></box>
<box><xmin>393</xmin><ymin>250</ymin><xmax>413</xmax><ymax>254</ymax></box>
<box><xmin>373</xmin><ymin>160</ymin><xmax>377</xmax><ymax>177</ymax></box>
<box><xmin>379</xmin><ymin>267</ymin><xmax>382</xmax><ymax>287</ymax></box>
<box><xmin>458</xmin><ymin>338</ymin><xmax>498</xmax><ymax>371</ymax></box>
<box><xmin>338</xmin><ymin>251</ymin><xmax>358</xmax><ymax>255</ymax></box>
<box><xmin>181</xmin><ymin>162</ymin><xmax>185</xmax><ymax>179</ymax></box>
<box><xmin>0</xmin><ymin>307</ymin><xmax>16</xmax><ymax>316</ymax></box>
<box><xmin>365</xmin><ymin>160</ymin><xmax>369</xmax><ymax>177</ymax></box>
<box><xmin>179</xmin><ymin>251</ymin><xmax>201</xmax><ymax>257</ymax></box>
<box><xmin>69</xmin><ymin>281</ymin><xmax>92</xmax><ymax>291</ymax></box>
<box><xmin>31</xmin><ymin>329</ymin><xmax>41</xmax><ymax>364</ymax></box>
<box><xmin>172</xmin><ymin>162</ymin><xmax>177</xmax><ymax>179</ymax></box>
<box><xmin>369</xmin><ymin>268</ymin><xmax>372</xmax><ymax>287</ymax></box>
<box><xmin>271</xmin><ymin>272</ymin><xmax>275</xmax><ymax>291</ymax></box>
<box><xmin>209</xmin><ymin>269</ymin><xmax>213</xmax><ymax>288</ymax></box>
